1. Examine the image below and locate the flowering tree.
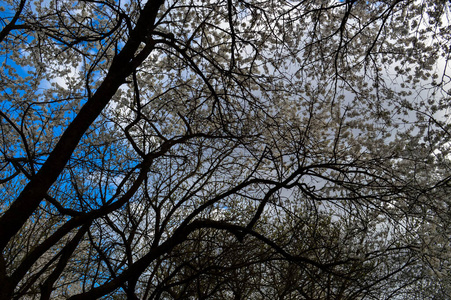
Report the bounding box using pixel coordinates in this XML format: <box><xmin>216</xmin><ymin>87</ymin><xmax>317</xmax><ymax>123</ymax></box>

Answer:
<box><xmin>1</xmin><ymin>0</ymin><xmax>451</xmax><ymax>299</ymax></box>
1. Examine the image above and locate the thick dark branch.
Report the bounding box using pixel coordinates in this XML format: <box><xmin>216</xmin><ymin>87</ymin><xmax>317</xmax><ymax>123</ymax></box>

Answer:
<box><xmin>0</xmin><ymin>0</ymin><xmax>27</xmax><ymax>43</ymax></box>
<box><xmin>0</xmin><ymin>0</ymin><xmax>165</xmax><ymax>253</ymax></box>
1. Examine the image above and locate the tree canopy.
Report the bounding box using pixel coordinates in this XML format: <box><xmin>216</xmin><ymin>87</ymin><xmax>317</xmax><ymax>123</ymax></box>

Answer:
<box><xmin>1</xmin><ymin>0</ymin><xmax>451</xmax><ymax>299</ymax></box>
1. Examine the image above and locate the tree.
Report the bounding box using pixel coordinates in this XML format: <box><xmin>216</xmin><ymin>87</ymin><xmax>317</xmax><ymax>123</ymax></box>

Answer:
<box><xmin>1</xmin><ymin>0</ymin><xmax>451</xmax><ymax>298</ymax></box>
